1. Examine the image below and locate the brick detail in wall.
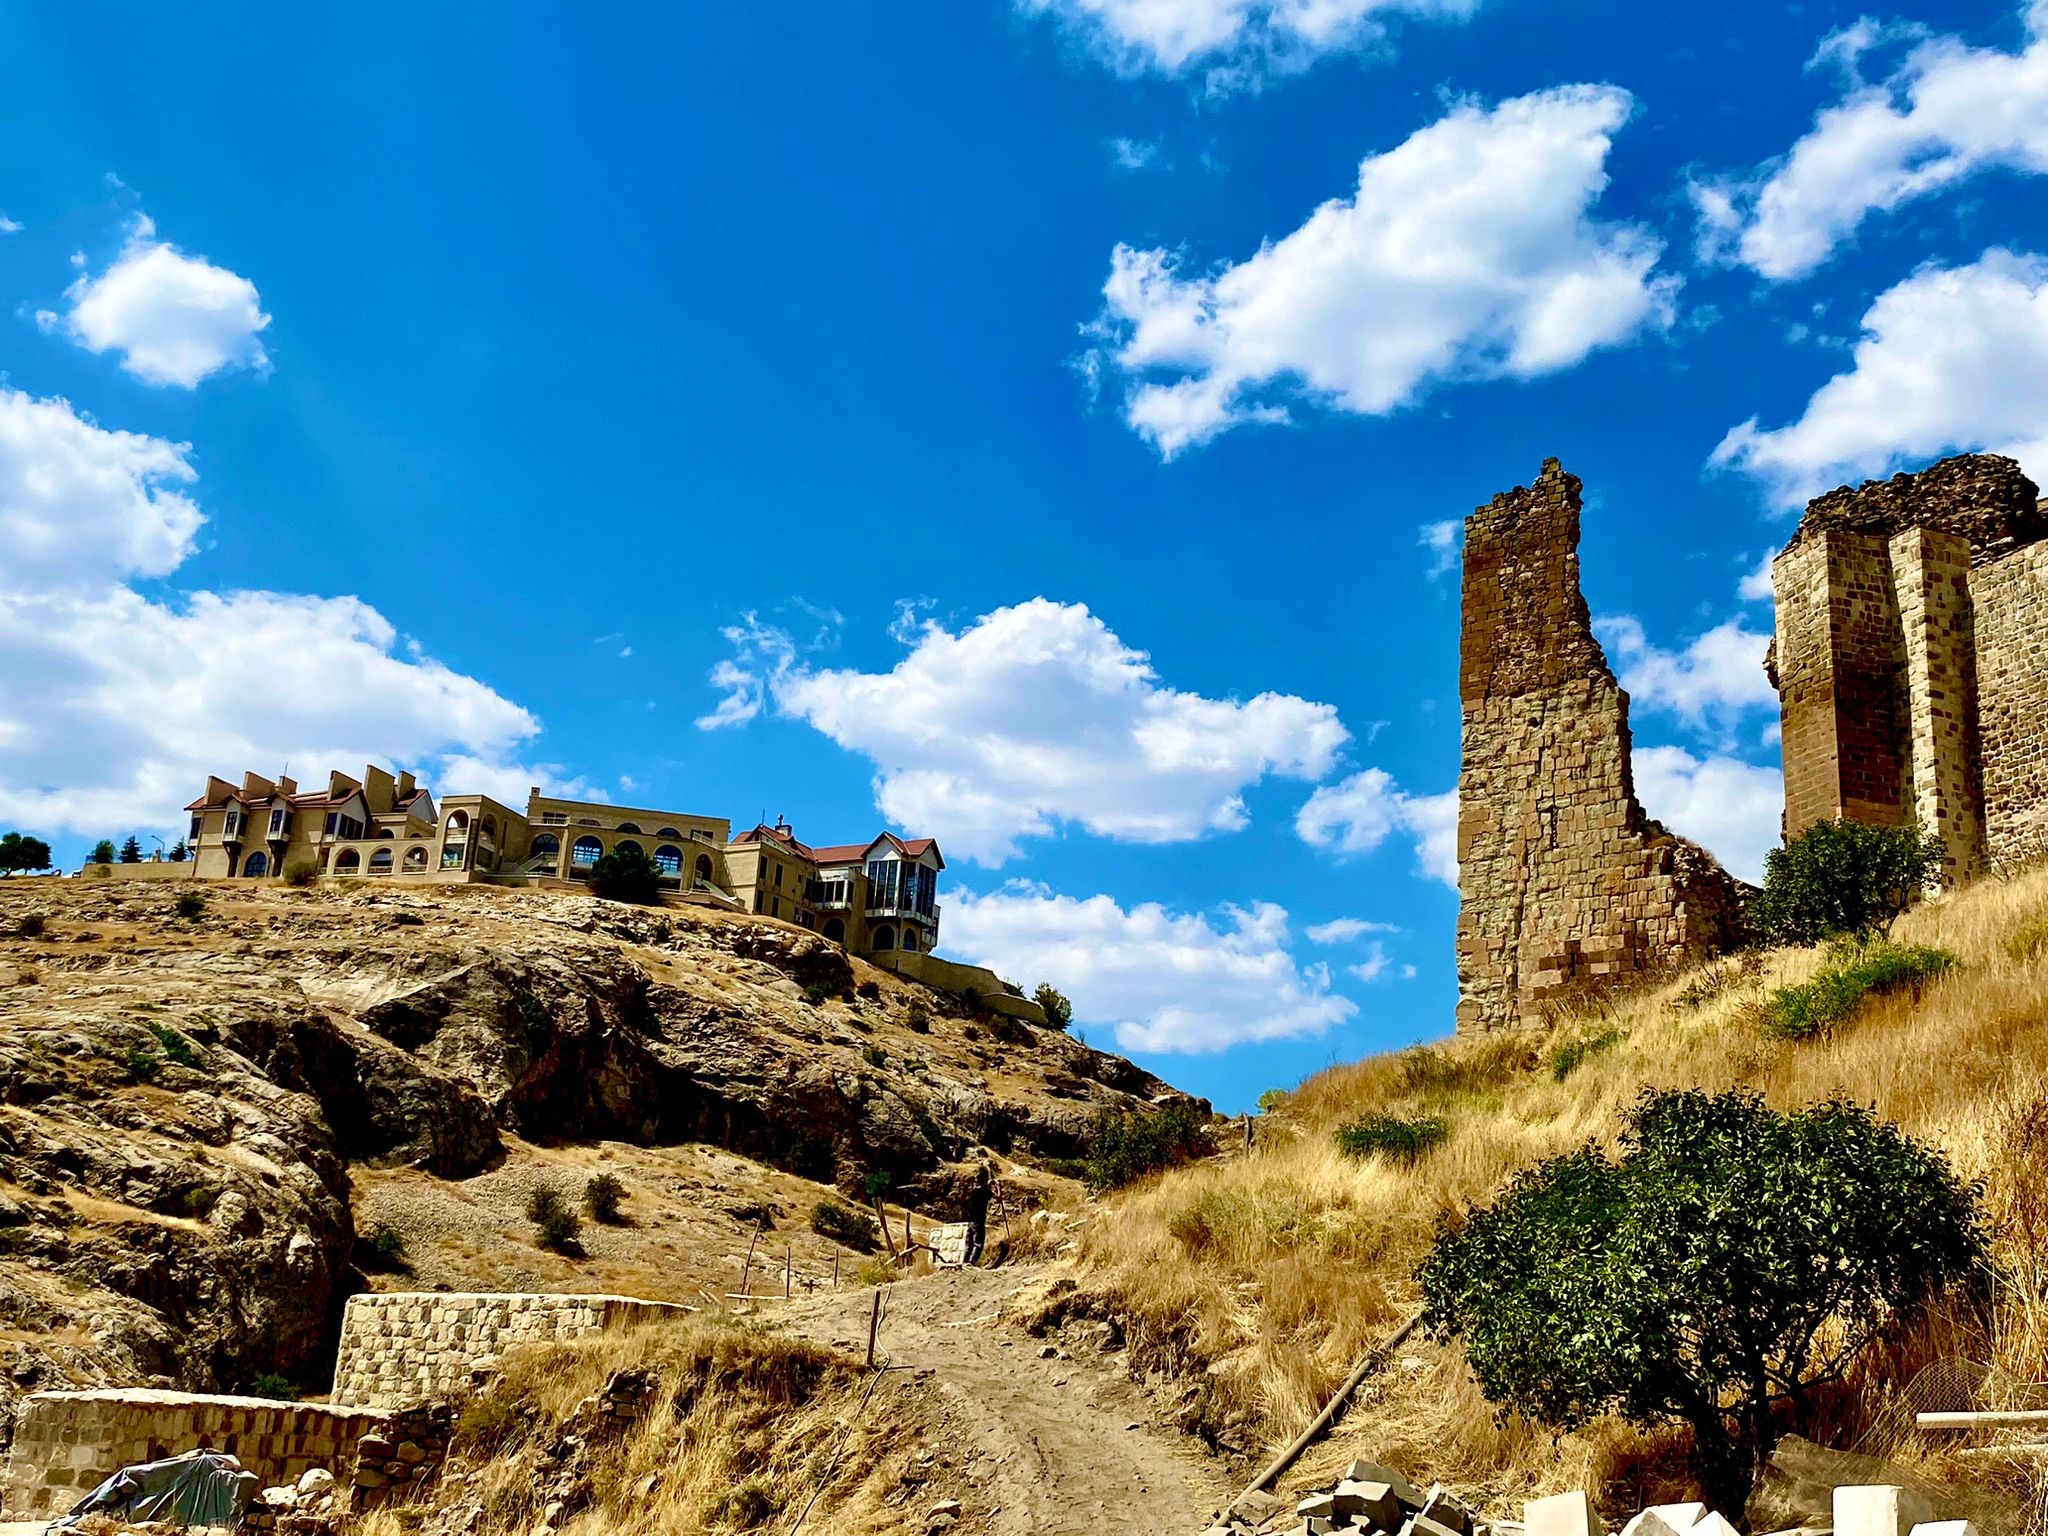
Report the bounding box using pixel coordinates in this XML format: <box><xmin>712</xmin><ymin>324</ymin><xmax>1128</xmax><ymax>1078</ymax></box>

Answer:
<box><xmin>1454</xmin><ymin>458</ymin><xmax>1748</xmax><ymax>1033</ymax></box>
<box><xmin>330</xmin><ymin>1291</ymin><xmax>691</xmax><ymax>1409</ymax></box>
<box><xmin>1771</xmin><ymin>453</ymin><xmax>2048</xmax><ymax>881</ymax></box>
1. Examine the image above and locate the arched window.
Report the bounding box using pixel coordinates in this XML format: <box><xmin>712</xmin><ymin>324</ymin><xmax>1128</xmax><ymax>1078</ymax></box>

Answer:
<box><xmin>480</xmin><ymin>815</ymin><xmax>497</xmax><ymax>836</ymax></box>
<box><xmin>654</xmin><ymin>844</ymin><xmax>684</xmax><ymax>875</ymax></box>
<box><xmin>447</xmin><ymin>809</ymin><xmax>470</xmax><ymax>831</ymax></box>
<box><xmin>871</xmin><ymin>925</ymin><xmax>896</xmax><ymax>951</ymax></box>
<box><xmin>694</xmin><ymin>853</ymin><xmax>714</xmax><ymax>883</ymax></box>
<box><xmin>243</xmin><ymin>852</ymin><xmax>269</xmax><ymax>878</ymax></box>
<box><xmin>369</xmin><ymin>848</ymin><xmax>395</xmax><ymax>875</ymax></box>
<box><xmin>576</xmin><ymin>817</ymin><xmax>601</xmax><ymax>826</ymax></box>
<box><xmin>657</xmin><ymin>827</ymin><xmax>681</xmax><ymax>839</ymax></box>
<box><xmin>376</xmin><ymin>828</ymin><xmax>396</xmax><ymax>839</ymax></box>
<box><xmin>404</xmin><ymin>846</ymin><xmax>429</xmax><ymax>871</ymax></box>
<box><xmin>530</xmin><ymin>833</ymin><xmax>560</xmax><ymax>859</ymax></box>
<box><xmin>613</xmin><ymin>839</ymin><xmax>645</xmax><ymax>861</ymax></box>
<box><xmin>615</xmin><ymin>822</ymin><xmax>642</xmax><ymax>834</ymax></box>
<box><xmin>822</xmin><ymin>917</ymin><xmax>845</xmax><ymax>943</ymax></box>
<box><xmin>571</xmin><ymin>836</ymin><xmax>602</xmax><ymax>869</ymax></box>
<box><xmin>900</xmin><ymin>929</ymin><xmax>920</xmax><ymax>953</ymax></box>
<box><xmin>335</xmin><ymin>848</ymin><xmax>361</xmax><ymax>873</ymax></box>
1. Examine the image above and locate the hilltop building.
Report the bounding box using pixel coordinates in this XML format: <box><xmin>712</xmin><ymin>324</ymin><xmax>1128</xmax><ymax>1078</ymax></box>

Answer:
<box><xmin>1768</xmin><ymin>452</ymin><xmax>2048</xmax><ymax>880</ymax></box>
<box><xmin>183</xmin><ymin>771</ymin><xmax>943</xmax><ymax>959</ymax></box>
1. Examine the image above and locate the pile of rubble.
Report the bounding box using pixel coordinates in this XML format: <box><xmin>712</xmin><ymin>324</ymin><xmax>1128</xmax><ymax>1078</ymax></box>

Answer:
<box><xmin>246</xmin><ymin>1468</ymin><xmax>340</xmax><ymax>1533</ymax></box>
<box><xmin>351</xmin><ymin>1401</ymin><xmax>452</xmax><ymax>1504</ymax></box>
<box><xmin>1203</xmin><ymin>1458</ymin><xmax>1979</xmax><ymax>1536</ymax></box>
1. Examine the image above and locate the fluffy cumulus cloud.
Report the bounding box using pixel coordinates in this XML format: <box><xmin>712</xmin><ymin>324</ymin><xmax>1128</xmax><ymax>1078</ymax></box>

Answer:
<box><xmin>1713</xmin><ymin>249</ymin><xmax>2048</xmax><ymax>507</ymax></box>
<box><xmin>0</xmin><ymin>388</ymin><xmax>553</xmax><ymax>837</ymax></box>
<box><xmin>1086</xmin><ymin>85</ymin><xmax>1676</xmax><ymax>456</ymax></box>
<box><xmin>1022</xmin><ymin>0</ymin><xmax>1477</xmax><ymax>87</ymax></box>
<box><xmin>1696</xmin><ymin>5</ymin><xmax>2048</xmax><ymax>281</ymax></box>
<box><xmin>1596</xmin><ymin>615</ymin><xmax>1775</xmax><ymax>740</ymax></box>
<box><xmin>55</xmin><ymin>216</ymin><xmax>271</xmax><ymax>387</ymax></box>
<box><xmin>1631</xmin><ymin>746</ymin><xmax>1783</xmax><ymax>885</ymax></box>
<box><xmin>1294</xmin><ymin>768</ymin><xmax>1456</xmax><ymax>886</ymax></box>
<box><xmin>699</xmin><ymin>598</ymin><xmax>1349</xmax><ymax>864</ymax></box>
<box><xmin>943</xmin><ymin>883</ymin><xmax>1354</xmax><ymax>1052</ymax></box>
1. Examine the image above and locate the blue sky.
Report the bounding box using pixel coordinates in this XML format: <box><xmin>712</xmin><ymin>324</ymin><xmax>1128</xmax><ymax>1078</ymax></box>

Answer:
<box><xmin>3</xmin><ymin>1</ymin><xmax>2044</xmax><ymax>1110</ymax></box>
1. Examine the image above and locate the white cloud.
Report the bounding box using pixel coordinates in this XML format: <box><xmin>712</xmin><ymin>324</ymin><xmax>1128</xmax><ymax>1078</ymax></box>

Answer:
<box><xmin>1023</xmin><ymin>0</ymin><xmax>1477</xmax><ymax>87</ymax></box>
<box><xmin>1304</xmin><ymin>916</ymin><xmax>1400</xmax><ymax>943</ymax></box>
<box><xmin>0</xmin><ymin>390</ymin><xmax>547</xmax><ymax>838</ymax></box>
<box><xmin>0</xmin><ymin>389</ymin><xmax>203</xmax><ymax>590</ymax></box>
<box><xmin>1347</xmin><ymin>943</ymin><xmax>1401</xmax><ymax>983</ymax></box>
<box><xmin>1108</xmin><ymin>136</ymin><xmax>1162</xmax><ymax>171</ymax></box>
<box><xmin>1713</xmin><ymin>249</ymin><xmax>2048</xmax><ymax>506</ymax></box>
<box><xmin>1596</xmin><ymin>615</ymin><xmax>1776</xmax><ymax>738</ymax></box>
<box><xmin>0</xmin><ymin>214</ymin><xmax>21</xmax><ymax>235</ymax></box>
<box><xmin>944</xmin><ymin>883</ymin><xmax>1354</xmax><ymax>1053</ymax></box>
<box><xmin>1420</xmin><ymin>518</ymin><xmax>1461</xmax><ymax>581</ymax></box>
<box><xmin>1630</xmin><ymin>745</ymin><xmax>1782</xmax><ymax>885</ymax></box>
<box><xmin>59</xmin><ymin>215</ymin><xmax>271</xmax><ymax>387</ymax></box>
<box><xmin>1295</xmin><ymin>768</ymin><xmax>1456</xmax><ymax>886</ymax></box>
<box><xmin>701</xmin><ymin>598</ymin><xmax>1349</xmax><ymax>865</ymax></box>
<box><xmin>1697</xmin><ymin>6</ymin><xmax>2048</xmax><ymax>280</ymax></box>
<box><xmin>1086</xmin><ymin>86</ymin><xmax>1673</xmax><ymax>457</ymax></box>
<box><xmin>1738</xmin><ymin>551</ymin><xmax>1776</xmax><ymax>602</ymax></box>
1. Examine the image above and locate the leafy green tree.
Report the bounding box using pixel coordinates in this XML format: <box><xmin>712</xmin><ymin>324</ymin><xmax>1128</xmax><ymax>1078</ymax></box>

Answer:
<box><xmin>0</xmin><ymin>833</ymin><xmax>53</xmax><ymax>875</ymax></box>
<box><xmin>1087</xmin><ymin>1103</ymin><xmax>1210</xmax><ymax>1190</ymax></box>
<box><xmin>1419</xmin><ymin>1088</ymin><xmax>1983</xmax><ymax>1518</ymax></box>
<box><xmin>1033</xmin><ymin>982</ymin><xmax>1073</xmax><ymax>1030</ymax></box>
<box><xmin>587</xmin><ymin>844</ymin><xmax>663</xmax><ymax>905</ymax></box>
<box><xmin>117</xmin><ymin>836</ymin><xmax>143</xmax><ymax>864</ymax></box>
<box><xmin>167</xmin><ymin>840</ymin><xmax>189</xmax><ymax>863</ymax></box>
<box><xmin>88</xmin><ymin>840</ymin><xmax>116</xmax><ymax>865</ymax></box>
<box><xmin>1749</xmin><ymin>818</ymin><xmax>1946</xmax><ymax>947</ymax></box>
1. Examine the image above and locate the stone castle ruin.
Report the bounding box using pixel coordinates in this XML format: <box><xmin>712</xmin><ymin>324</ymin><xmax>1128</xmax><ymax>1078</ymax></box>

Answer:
<box><xmin>1455</xmin><ymin>459</ymin><xmax>1749</xmax><ymax>1032</ymax></box>
<box><xmin>1768</xmin><ymin>452</ymin><xmax>2048</xmax><ymax>880</ymax></box>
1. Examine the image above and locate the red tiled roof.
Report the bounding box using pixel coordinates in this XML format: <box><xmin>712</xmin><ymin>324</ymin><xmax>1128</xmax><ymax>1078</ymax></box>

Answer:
<box><xmin>810</xmin><ymin>832</ymin><xmax>944</xmax><ymax>869</ymax></box>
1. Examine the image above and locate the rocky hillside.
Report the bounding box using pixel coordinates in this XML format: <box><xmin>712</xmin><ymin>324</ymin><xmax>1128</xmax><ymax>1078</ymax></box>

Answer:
<box><xmin>0</xmin><ymin>877</ymin><xmax>1200</xmax><ymax>1434</ymax></box>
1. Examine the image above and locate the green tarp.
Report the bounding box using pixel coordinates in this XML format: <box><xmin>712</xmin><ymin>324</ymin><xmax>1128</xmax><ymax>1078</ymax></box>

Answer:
<box><xmin>51</xmin><ymin>1448</ymin><xmax>257</xmax><ymax>1530</ymax></box>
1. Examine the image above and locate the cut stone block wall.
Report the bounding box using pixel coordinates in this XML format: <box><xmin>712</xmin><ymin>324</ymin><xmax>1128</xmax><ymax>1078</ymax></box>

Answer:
<box><xmin>1</xmin><ymin>1389</ymin><xmax>392</xmax><ymax>1520</ymax></box>
<box><xmin>1455</xmin><ymin>458</ymin><xmax>1748</xmax><ymax>1031</ymax></box>
<box><xmin>331</xmin><ymin>1291</ymin><xmax>691</xmax><ymax>1409</ymax></box>
<box><xmin>1771</xmin><ymin>453</ymin><xmax>2048</xmax><ymax>879</ymax></box>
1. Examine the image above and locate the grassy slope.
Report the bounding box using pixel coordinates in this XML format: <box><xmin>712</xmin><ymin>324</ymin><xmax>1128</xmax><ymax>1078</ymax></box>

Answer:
<box><xmin>1060</xmin><ymin>865</ymin><xmax>2048</xmax><ymax>1519</ymax></box>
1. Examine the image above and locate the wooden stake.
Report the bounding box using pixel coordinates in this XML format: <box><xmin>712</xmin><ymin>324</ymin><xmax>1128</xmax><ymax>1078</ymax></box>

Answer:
<box><xmin>864</xmin><ymin>1289</ymin><xmax>882</xmax><ymax>1369</ymax></box>
<box><xmin>739</xmin><ymin>1229</ymin><xmax>760</xmax><ymax>1298</ymax></box>
<box><xmin>833</xmin><ymin>1252</ymin><xmax>840</xmax><ymax>1288</ymax></box>
<box><xmin>784</xmin><ymin>1246</ymin><xmax>792</xmax><ymax>1299</ymax></box>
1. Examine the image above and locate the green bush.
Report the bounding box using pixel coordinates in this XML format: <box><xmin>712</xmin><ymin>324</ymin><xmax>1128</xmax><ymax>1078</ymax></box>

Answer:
<box><xmin>367</xmin><ymin>1224</ymin><xmax>408</xmax><ymax>1268</ymax></box>
<box><xmin>1420</xmin><ymin>1088</ymin><xmax>1984</xmax><ymax>1516</ymax></box>
<box><xmin>1335</xmin><ymin>1112</ymin><xmax>1449</xmax><ymax>1164</ymax></box>
<box><xmin>1761</xmin><ymin>940</ymin><xmax>1956</xmax><ymax>1040</ymax></box>
<box><xmin>283</xmin><ymin>860</ymin><xmax>317</xmax><ymax>888</ymax></box>
<box><xmin>126</xmin><ymin>1047</ymin><xmax>161</xmax><ymax>1081</ymax></box>
<box><xmin>1086</xmin><ymin>1103</ymin><xmax>1210</xmax><ymax>1191</ymax></box>
<box><xmin>904</xmin><ymin>1000</ymin><xmax>931</xmax><ymax>1033</ymax></box>
<box><xmin>146</xmin><ymin>1023</ymin><xmax>198</xmax><ymax>1070</ymax></box>
<box><xmin>809</xmin><ymin>1200</ymin><xmax>880</xmax><ymax>1251</ymax></box>
<box><xmin>803</xmin><ymin>982</ymin><xmax>831</xmax><ymax>1007</ymax></box>
<box><xmin>1549</xmin><ymin>1027</ymin><xmax>1620</xmax><ymax>1082</ymax></box>
<box><xmin>525</xmin><ymin>1185</ymin><xmax>582</xmax><ymax>1253</ymax></box>
<box><xmin>856</xmin><ymin>979</ymin><xmax>880</xmax><ymax>1002</ymax></box>
<box><xmin>588</xmin><ymin>844</ymin><xmax>664</xmax><ymax>905</ymax></box>
<box><xmin>1033</xmin><ymin>983</ymin><xmax>1073</xmax><ymax>1030</ymax></box>
<box><xmin>174</xmin><ymin>891</ymin><xmax>205</xmax><ymax>920</ymax></box>
<box><xmin>584</xmin><ymin>1173</ymin><xmax>627</xmax><ymax>1225</ymax></box>
<box><xmin>1749</xmin><ymin>818</ymin><xmax>1946</xmax><ymax>946</ymax></box>
<box><xmin>862</xmin><ymin>1044</ymin><xmax>887</xmax><ymax>1069</ymax></box>
<box><xmin>248</xmin><ymin>1372</ymin><xmax>297</xmax><ymax>1400</ymax></box>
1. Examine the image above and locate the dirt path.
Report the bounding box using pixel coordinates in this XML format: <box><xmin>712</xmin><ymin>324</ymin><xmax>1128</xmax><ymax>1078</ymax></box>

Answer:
<box><xmin>766</xmin><ymin>1265</ymin><xmax>1232</xmax><ymax>1536</ymax></box>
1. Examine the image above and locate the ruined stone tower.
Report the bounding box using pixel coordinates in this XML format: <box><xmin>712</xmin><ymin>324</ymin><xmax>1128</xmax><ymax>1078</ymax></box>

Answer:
<box><xmin>1455</xmin><ymin>459</ymin><xmax>1748</xmax><ymax>1032</ymax></box>
<box><xmin>1771</xmin><ymin>452</ymin><xmax>2048</xmax><ymax>878</ymax></box>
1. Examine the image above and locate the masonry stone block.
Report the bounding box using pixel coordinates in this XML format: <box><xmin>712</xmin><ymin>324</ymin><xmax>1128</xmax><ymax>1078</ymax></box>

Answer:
<box><xmin>1524</xmin><ymin>1490</ymin><xmax>1603</xmax><ymax>1536</ymax></box>
<box><xmin>1835</xmin><ymin>1485</ymin><xmax>1935</xmax><ymax>1536</ymax></box>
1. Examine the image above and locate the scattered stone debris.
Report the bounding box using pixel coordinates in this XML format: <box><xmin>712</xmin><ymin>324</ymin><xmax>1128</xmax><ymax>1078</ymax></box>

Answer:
<box><xmin>351</xmin><ymin>1401</ymin><xmax>452</xmax><ymax>1507</ymax></box>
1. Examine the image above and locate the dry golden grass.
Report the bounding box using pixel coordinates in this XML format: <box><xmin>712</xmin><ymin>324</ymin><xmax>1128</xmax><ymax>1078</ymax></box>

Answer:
<box><xmin>363</xmin><ymin>1317</ymin><xmax>944</xmax><ymax>1536</ymax></box>
<box><xmin>1064</xmin><ymin>865</ymin><xmax>2048</xmax><ymax>1517</ymax></box>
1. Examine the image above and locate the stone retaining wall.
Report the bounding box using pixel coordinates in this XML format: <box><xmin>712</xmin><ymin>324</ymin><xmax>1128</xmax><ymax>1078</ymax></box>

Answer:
<box><xmin>1</xmin><ymin>1389</ymin><xmax>392</xmax><ymax>1520</ymax></box>
<box><xmin>332</xmin><ymin>1291</ymin><xmax>690</xmax><ymax>1409</ymax></box>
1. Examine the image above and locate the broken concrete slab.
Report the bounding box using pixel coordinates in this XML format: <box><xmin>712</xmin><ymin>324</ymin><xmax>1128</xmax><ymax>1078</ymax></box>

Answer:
<box><xmin>1346</xmin><ymin>1459</ymin><xmax>1424</xmax><ymax>1509</ymax></box>
<box><xmin>1526</xmin><ymin>1490</ymin><xmax>1604</xmax><ymax>1536</ymax></box>
<box><xmin>1835</xmin><ymin>1485</ymin><xmax>1936</xmax><ymax>1536</ymax></box>
<box><xmin>1619</xmin><ymin>1503</ymin><xmax>1705</xmax><ymax>1536</ymax></box>
<box><xmin>1332</xmin><ymin>1479</ymin><xmax>1403</xmax><ymax>1528</ymax></box>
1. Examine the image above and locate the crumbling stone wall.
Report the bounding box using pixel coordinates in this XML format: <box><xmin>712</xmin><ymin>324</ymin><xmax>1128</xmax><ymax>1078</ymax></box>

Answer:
<box><xmin>331</xmin><ymin>1291</ymin><xmax>689</xmax><ymax>1409</ymax></box>
<box><xmin>1456</xmin><ymin>459</ymin><xmax>1748</xmax><ymax>1032</ymax></box>
<box><xmin>1771</xmin><ymin>453</ymin><xmax>2048</xmax><ymax>879</ymax></box>
<box><xmin>1</xmin><ymin>1388</ymin><xmax>392</xmax><ymax>1519</ymax></box>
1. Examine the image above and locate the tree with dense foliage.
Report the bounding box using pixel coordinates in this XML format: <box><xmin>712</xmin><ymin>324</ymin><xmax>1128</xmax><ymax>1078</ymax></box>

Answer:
<box><xmin>0</xmin><ymin>833</ymin><xmax>53</xmax><ymax>875</ymax></box>
<box><xmin>167</xmin><ymin>839</ymin><xmax>188</xmax><ymax>863</ymax></box>
<box><xmin>1033</xmin><ymin>982</ymin><xmax>1073</xmax><ymax>1030</ymax></box>
<box><xmin>117</xmin><ymin>835</ymin><xmax>143</xmax><ymax>864</ymax></box>
<box><xmin>1749</xmin><ymin>818</ymin><xmax>1946</xmax><ymax>946</ymax></box>
<box><xmin>1086</xmin><ymin>1103</ymin><xmax>1210</xmax><ymax>1190</ymax></box>
<box><xmin>587</xmin><ymin>844</ymin><xmax>663</xmax><ymax>904</ymax></box>
<box><xmin>1419</xmin><ymin>1088</ymin><xmax>1983</xmax><ymax>1518</ymax></box>
<box><xmin>88</xmin><ymin>840</ymin><xmax>116</xmax><ymax>866</ymax></box>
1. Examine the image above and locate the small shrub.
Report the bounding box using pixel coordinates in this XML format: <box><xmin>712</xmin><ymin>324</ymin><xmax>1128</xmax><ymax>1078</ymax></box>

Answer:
<box><xmin>1044</xmin><ymin>1157</ymin><xmax>1090</xmax><ymax>1182</ymax></box>
<box><xmin>1750</xmin><ymin>817</ymin><xmax>1946</xmax><ymax>946</ymax></box>
<box><xmin>15</xmin><ymin>914</ymin><xmax>45</xmax><ymax>938</ymax></box>
<box><xmin>1033</xmin><ymin>983</ymin><xmax>1073</xmax><ymax>1030</ymax></box>
<box><xmin>87</xmin><ymin>863</ymin><xmax>112</xmax><ymax>881</ymax></box>
<box><xmin>248</xmin><ymin>1372</ymin><xmax>297</xmax><ymax>1400</ymax></box>
<box><xmin>1335</xmin><ymin>1112</ymin><xmax>1449</xmax><ymax>1164</ymax></box>
<box><xmin>961</xmin><ymin>986</ymin><xmax>980</xmax><ymax>1012</ymax></box>
<box><xmin>455</xmin><ymin>1392</ymin><xmax>524</xmax><ymax>1452</ymax></box>
<box><xmin>525</xmin><ymin>1185</ymin><xmax>582</xmax><ymax>1253</ymax></box>
<box><xmin>862</xmin><ymin>1044</ymin><xmax>887</xmax><ymax>1069</ymax></box>
<box><xmin>283</xmin><ymin>860</ymin><xmax>317</xmax><ymax>888</ymax></box>
<box><xmin>1087</xmin><ymin>1103</ymin><xmax>1210</xmax><ymax>1190</ymax></box>
<box><xmin>588</xmin><ymin>844</ymin><xmax>663</xmax><ymax>905</ymax></box>
<box><xmin>853</xmin><ymin>1256</ymin><xmax>897</xmax><ymax>1285</ymax></box>
<box><xmin>363</xmin><ymin>1224</ymin><xmax>408</xmax><ymax>1270</ymax></box>
<box><xmin>1761</xmin><ymin>940</ymin><xmax>1956</xmax><ymax>1040</ymax></box>
<box><xmin>1549</xmin><ymin>1027</ymin><xmax>1620</xmax><ymax>1082</ymax></box>
<box><xmin>1256</xmin><ymin>1088</ymin><xmax>1289</xmax><ymax>1115</ymax></box>
<box><xmin>709</xmin><ymin>1477</ymin><xmax>775</xmax><ymax>1530</ymax></box>
<box><xmin>856</xmin><ymin>980</ymin><xmax>880</xmax><ymax>1001</ymax></box>
<box><xmin>146</xmin><ymin>1023</ymin><xmax>199</xmax><ymax>1070</ymax></box>
<box><xmin>809</xmin><ymin>1199</ymin><xmax>880</xmax><ymax>1251</ymax></box>
<box><xmin>803</xmin><ymin>982</ymin><xmax>831</xmax><ymax>1007</ymax></box>
<box><xmin>174</xmin><ymin>891</ymin><xmax>205</xmax><ymax>920</ymax></box>
<box><xmin>904</xmin><ymin>1000</ymin><xmax>931</xmax><ymax>1033</ymax></box>
<box><xmin>584</xmin><ymin>1173</ymin><xmax>627</xmax><ymax>1225</ymax></box>
<box><xmin>126</xmin><ymin>1047</ymin><xmax>161</xmax><ymax>1082</ymax></box>
<box><xmin>516</xmin><ymin>993</ymin><xmax>550</xmax><ymax>1050</ymax></box>
<box><xmin>2007</xmin><ymin>919</ymin><xmax>2048</xmax><ymax>964</ymax></box>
